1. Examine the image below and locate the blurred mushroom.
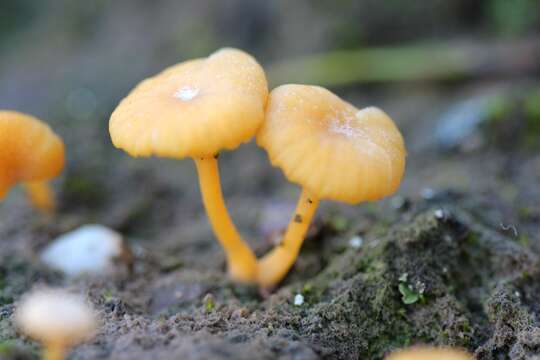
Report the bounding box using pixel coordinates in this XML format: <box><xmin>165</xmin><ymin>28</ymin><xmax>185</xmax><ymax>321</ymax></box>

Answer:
<box><xmin>0</xmin><ymin>110</ymin><xmax>65</xmax><ymax>213</ymax></box>
<box><xmin>15</xmin><ymin>288</ymin><xmax>97</xmax><ymax>360</ymax></box>
<box><xmin>109</xmin><ymin>48</ymin><xmax>268</xmax><ymax>283</ymax></box>
<box><xmin>256</xmin><ymin>85</ymin><xmax>406</xmax><ymax>287</ymax></box>
<box><xmin>386</xmin><ymin>346</ymin><xmax>474</xmax><ymax>359</ymax></box>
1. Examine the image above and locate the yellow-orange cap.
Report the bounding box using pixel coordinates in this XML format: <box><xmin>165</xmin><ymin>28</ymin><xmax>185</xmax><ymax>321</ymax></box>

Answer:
<box><xmin>109</xmin><ymin>48</ymin><xmax>268</xmax><ymax>158</ymax></box>
<box><xmin>386</xmin><ymin>346</ymin><xmax>475</xmax><ymax>360</ymax></box>
<box><xmin>257</xmin><ymin>85</ymin><xmax>406</xmax><ymax>204</ymax></box>
<box><xmin>0</xmin><ymin>111</ymin><xmax>65</xmax><ymax>199</ymax></box>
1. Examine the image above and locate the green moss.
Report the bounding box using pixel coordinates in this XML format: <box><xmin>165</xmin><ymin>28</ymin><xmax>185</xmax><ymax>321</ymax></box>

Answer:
<box><xmin>327</xmin><ymin>214</ymin><xmax>350</xmax><ymax>232</ymax></box>
<box><xmin>0</xmin><ymin>340</ymin><xmax>17</xmax><ymax>355</ymax></box>
<box><xmin>486</xmin><ymin>95</ymin><xmax>514</xmax><ymax>124</ymax></box>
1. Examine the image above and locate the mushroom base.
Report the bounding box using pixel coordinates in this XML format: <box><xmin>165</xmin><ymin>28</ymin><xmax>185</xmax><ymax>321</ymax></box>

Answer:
<box><xmin>24</xmin><ymin>181</ymin><xmax>56</xmax><ymax>213</ymax></box>
<box><xmin>256</xmin><ymin>188</ymin><xmax>320</xmax><ymax>288</ymax></box>
<box><xmin>44</xmin><ymin>343</ymin><xmax>65</xmax><ymax>360</ymax></box>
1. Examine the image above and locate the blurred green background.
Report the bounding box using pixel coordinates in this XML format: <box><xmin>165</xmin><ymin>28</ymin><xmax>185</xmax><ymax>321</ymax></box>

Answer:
<box><xmin>1</xmin><ymin>0</ymin><xmax>539</xmax><ymax>121</ymax></box>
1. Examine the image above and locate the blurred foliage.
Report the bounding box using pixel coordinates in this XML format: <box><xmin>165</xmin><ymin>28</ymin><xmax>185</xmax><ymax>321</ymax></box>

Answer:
<box><xmin>483</xmin><ymin>88</ymin><xmax>540</xmax><ymax>150</ymax></box>
<box><xmin>0</xmin><ymin>0</ymin><xmax>539</xmax><ymax>137</ymax></box>
<box><xmin>0</xmin><ymin>1</ymin><xmax>38</xmax><ymax>43</ymax></box>
<box><xmin>487</xmin><ymin>0</ymin><xmax>540</xmax><ymax>36</ymax></box>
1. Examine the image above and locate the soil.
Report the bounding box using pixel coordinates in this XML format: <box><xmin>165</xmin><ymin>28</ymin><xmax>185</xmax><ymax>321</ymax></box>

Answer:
<box><xmin>0</xmin><ymin>80</ymin><xmax>539</xmax><ymax>360</ymax></box>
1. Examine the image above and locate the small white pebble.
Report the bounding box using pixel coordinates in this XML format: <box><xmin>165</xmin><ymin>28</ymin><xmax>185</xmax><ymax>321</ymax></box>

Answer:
<box><xmin>41</xmin><ymin>224</ymin><xmax>128</xmax><ymax>277</ymax></box>
<box><xmin>349</xmin><ymin>236</ymin><xmax>364</xmax><ymax>249</ymax></box>
<box><xmin>293</xmin><ymin>294</ymin><xmax>304</xmax><ymax>306</ymax></box>
<box><xmin>434</xmin><ymin>209</ymin><xmax>445</xmax><ymax>220</ymax></box>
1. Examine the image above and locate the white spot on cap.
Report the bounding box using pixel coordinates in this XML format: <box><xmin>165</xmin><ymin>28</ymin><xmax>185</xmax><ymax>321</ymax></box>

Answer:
<box><xmin>294</xmin><ymin>294</ymin><xmax>304</xmax><ymax>306</ymax></box>
<box><xmin>329</xmin><ymin>118</ymin><xmax>361</xmax><ymax>139</ymax></box>
<box><xmin>174</xmin><ymin>86</ymin><xmax>199</xmax><ymax>101</ymax></box>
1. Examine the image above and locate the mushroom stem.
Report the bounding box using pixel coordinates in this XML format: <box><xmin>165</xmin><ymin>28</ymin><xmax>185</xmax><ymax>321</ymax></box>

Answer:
<box><xmin>257</xmin><ymin>188</ymin><xmax>320</xmax><ymax>287</ymax></box>
<box><xmin>194</xmin><ymin>157</ymin><xmax>258</xmax><ymax>282</ymax></box>
<box><xmin>43</xmin><ymin>343</ymin><xmax>65</xmax><ymax>360</ymax></box>
<box><xmin>23</xmin><ymin>181</ymin><xmax>56</xmax><ymax>213</ymax></box>
<box><xmin>0</xmin><ymin>180</ymin><xmax>9</xmax><ymax>200</ymax></box>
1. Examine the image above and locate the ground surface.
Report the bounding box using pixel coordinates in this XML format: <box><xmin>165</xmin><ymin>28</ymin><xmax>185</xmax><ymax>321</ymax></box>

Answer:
<box><xmin>1</xmin><ymin>80</ymin><xmax>540</xmax><ymax>359</ymax></box>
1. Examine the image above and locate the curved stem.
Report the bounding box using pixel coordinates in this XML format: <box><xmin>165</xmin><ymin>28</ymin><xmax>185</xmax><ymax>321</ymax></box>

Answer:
<box><xmin>257</xmin><ymin>188</ymin><xmax>320</xmax><ymax>288</ymax></box>
<box><xmin>43</xmin><ymin>343</ymin><xmax>65</xmax><ymax>360</ymax></box>
<box><xmin>24</xmin><ymin>181</ymin><xmax>55</xmax><ymax>213</ymax></box>
<box><xmin>194</xmin><ymin>157</ymin><xmax>258</xmax><ymax>283</ymax></box>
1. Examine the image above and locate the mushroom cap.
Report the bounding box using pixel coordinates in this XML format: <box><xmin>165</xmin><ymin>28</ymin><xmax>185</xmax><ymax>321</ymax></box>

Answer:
<box><xmin>15</xmin><ymin>288</ymin><xmax>97</xmax><ymax>346</ymax></box>
<box><xmin>257</xmin><ymin>85</ymin><xmax>406</xmax><ymax>204</ymax></box>
<box><xmin>0</xmin><ymin>111</ymin><xmax>65</xmax><ymax>199</ymax></box>
<box><xmin>386</xmin><ymin>346</ymin><xmax>474</xmax><ymax>360</ymax></box>
<box><xmin>109</xmin><ymin>48</ymin><xmax>268</xmax><ymax>158</ymax></box>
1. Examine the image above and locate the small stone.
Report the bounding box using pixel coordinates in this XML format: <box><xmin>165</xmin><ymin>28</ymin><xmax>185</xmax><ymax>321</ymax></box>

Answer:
<box><xmin>41</xmin><ymin>224</ymin><xmax>130</xmax><ymax>277</ymax></box>
<box><xmin>231</xmin><ymin>308</ymin><xmax>249</xmax><ymax>320</ymax></box>
<box><xmin>434</xmin><ymin>209</ymin><xmax>445</xmax><ymax>220</ymax></box>
<box><xmin>293</xmin><ymin>294</ymin><xmax>304</xmax><ymax>306</ymax></box>
<box><xmin>349</xmin><ymin>236</ymin><xmax>363</xmax><ymax>249</ymax></box>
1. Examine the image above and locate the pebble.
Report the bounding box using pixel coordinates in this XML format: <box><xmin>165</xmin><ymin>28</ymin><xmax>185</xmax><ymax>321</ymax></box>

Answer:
<box><xmin>434</xmin><ymin>209</ymin><xmax>445</xmax><ymax>220</ymax></box>
<box><xmin>349</xmin><ymin>236</ymin><xmax>364</xmax><ymax>249</ymax></box>
<box><xmin>41</xmin><ymin>224</ymin><xmax>130</xmax><ymax>277</ymax></box>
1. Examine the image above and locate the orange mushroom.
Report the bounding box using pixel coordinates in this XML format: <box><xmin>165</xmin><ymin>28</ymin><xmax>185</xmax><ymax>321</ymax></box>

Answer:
<box><xmin>385</xmin><ymin>346</ymin><xmax>474</xmax><ymax>360</ymax></box>
<box><xmin>256</xmin><ymin>85</ymin><xmax>406</xmax><ymax>287</ymax></box>
<box><xmin>0</xmin><ymin>111</ymin><xmax>65</xmax><ymax>212</ymax></box>
<box><xmin>109</xmin><ymin>48</ymin><xmax>268</xmax><ymax>282</ymax></box>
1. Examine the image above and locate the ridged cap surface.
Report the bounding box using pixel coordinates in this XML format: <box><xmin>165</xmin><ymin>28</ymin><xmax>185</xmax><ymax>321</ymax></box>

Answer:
<box><xmin>257</xmin><ymin>85</ymin><xmax>405</xmax><ymax>204</ymax></box>
<box><xmin>110</xmin><ymin>48</ymin><xmax>268</xmax><ymax>158</ymax></box>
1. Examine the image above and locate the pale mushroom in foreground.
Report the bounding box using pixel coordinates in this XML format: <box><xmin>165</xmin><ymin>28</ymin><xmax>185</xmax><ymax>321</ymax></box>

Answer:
<box><xmin>15</xmin><ymin>288</ymin><xmax>97</xmax><ymax>360</ymax></box>
<box><xmin>386</xmin><ymin>346</ymin><xmax>475</xmax><ymax>360</ymax></box>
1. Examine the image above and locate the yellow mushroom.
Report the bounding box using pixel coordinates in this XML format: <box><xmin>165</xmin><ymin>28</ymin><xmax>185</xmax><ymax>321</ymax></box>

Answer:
<box><xmin>0</xmin><ymin>111</ymin><xmax>65</xmax><ymax>212</ymax></box>
<box><xmin>386</xmin><ymin>346</ymin><xmax>475</xmax><ymax>360</ymax></box>
<box><xmin>109</xmin><ymin>48</ymin><xmax>268</xmax><ymax>282</ymax></box>
<box><xmin>15</xmin><ymin>288</ymin><xmax>97</xmax><ymax>360</ymax></box>
<box><xmin>256</xmin><ymin>85</ymin><xmax>406</xmax><ymax>287</ymax></box>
